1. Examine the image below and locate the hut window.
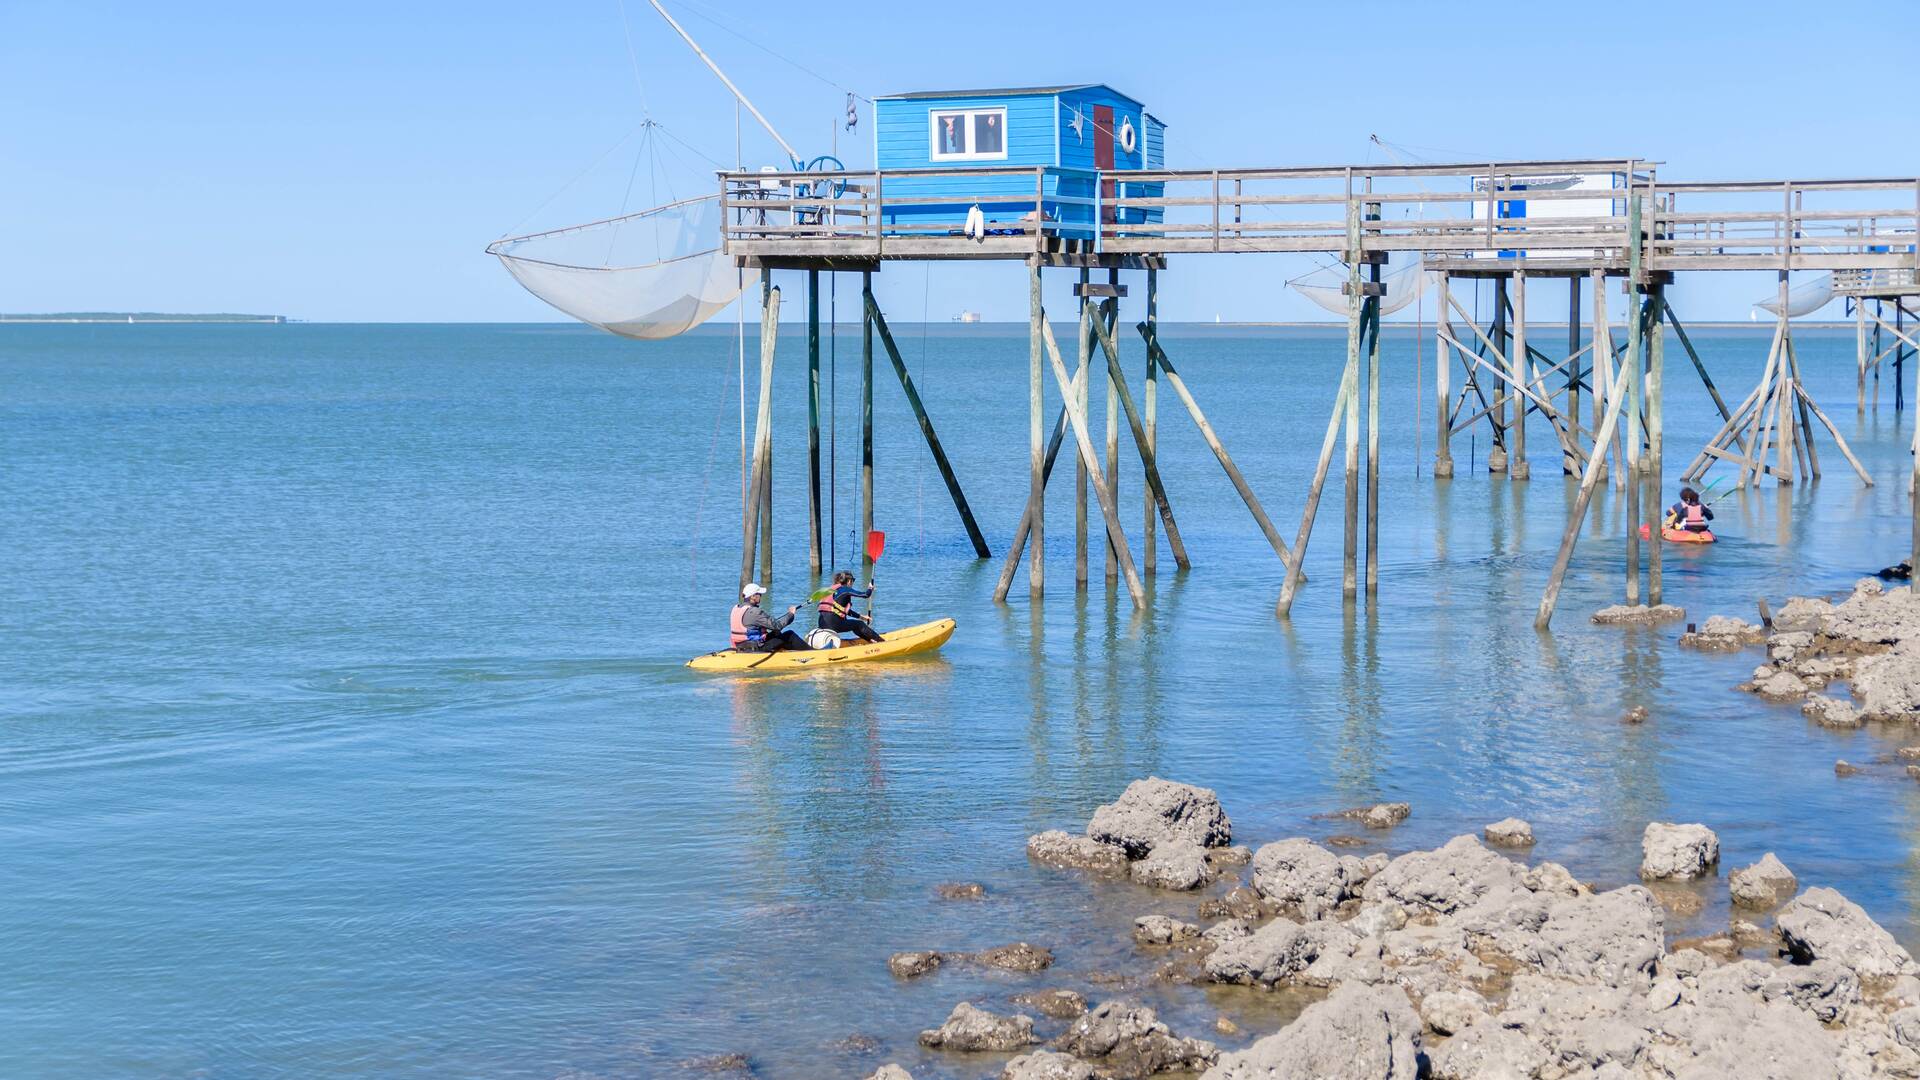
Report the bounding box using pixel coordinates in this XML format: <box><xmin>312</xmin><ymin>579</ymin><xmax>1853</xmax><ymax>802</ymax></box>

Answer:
<box><xmin>928</xmin><ymin>107</ymin><xmax>1007</xmax><ymax>162</ymax></box>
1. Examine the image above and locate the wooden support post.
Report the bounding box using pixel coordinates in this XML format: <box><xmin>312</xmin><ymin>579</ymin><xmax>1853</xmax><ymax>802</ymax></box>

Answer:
<box><xmin>1510</xmin><ymin>272</ymin><xmax>1530</xmax><ymax>480</ymax></box>
<box><xmin>1566</xmin><ymin>277</ymin><xmax>1581</xmax><ymax>475</ymax></box>
<box><xmin>1028</xmin><ymin>263</ymin><xmax>1044</xmax><ymax>595</ymax></box>
<box><xmin>1787</xmin><ymin>333</ymin><xmax>1820</xmax><ymax>480</ymax></box>
<box><xmin>1364</xmin><ymin>201</ymin><xmax>1382</xmax><ymax>595</ymax></box>
<box><xmin>1434</xmin><ymin>273</ymin><xmax>1455</xmax><ymax>478</ymax></box>
<box><xmin>1775</xmin><ymin>277</ymin><xmax>1796</xmax><ymax>485</ymax></box>
<box><xmin>1143</xmin><ymin>266</ymin><xmax>1159</xmax><ymax>575</ymax></box>
<box><xmin>1591</xmin><ymin>272</ymin><xmax>1619</xmax><ymax>487</ymax></box>
<box><xmin>1536</xmin><ymin>359</ymin><xmax>1637</xmax><ymax>629</ymax></box>
<box><xmin>1624</xmin><ymin>199</ymin><xmax>1644</xmax><ymax>605</ymax></box>
<box><xmin>1039</xmin><ymin>319</ymin><xmax>1146</xmax><ymax>607</ymax></box>
<box><xmin>741</xmin><ymin>279</ymin><xmax>780</xmax><ymax>590</ymax></box>
<box><xmin>807</xmin><ymin>269</ymin><xmax>822</xmax><ymax>577</ymax></box>
<box><xmin>994</xmin><ymin>359</ymin><xmax>1087</xmax><ymax>603</ymax></box>
<box><xmin>1912</xmin><ymin>337</ymin><xmax>1919</xmax><ymax>571</ymax></box>
<box><xmin>1137</xmin><ymin>325</ymin><xmax>1297</xmax><ymax>572</ymax></box>
<box><xmin>1342</xmin><ymin>201</ymin><xmax>1363</xmax><ymax>599</ymax></box>
<box><xmin>1104</xmin><ymin>269</ymin><xmax>1120</xmax><ymax>582</ymax></box>
<box><xmin>864</xmin><ymin>288</ymin><xmax>991</xmax><ymax>559</ymax></box>
<box><xmin>861</xmin><ymin>271</ymin><xmax>875</xmax><ymax>580</ymax></box>
<box><xmin>1646</xmin><ymin>282</ymin><xmax>1665</xmax><ymax>606</ymax></box>
<box><xmin>1487</xmin><ymin>278</ymin><xmax>1509</xmax><ymax>473</ymax></box>
<box><xmin>1859</xmin><ymin>296</ymin><xmax>1869</xmax><ymax>412</ymax></box>
<box><xmin>1075</xmin><ymin>268</ymin><xmax>1090</xmax><ymax>589</ymax></box>
<box><xmin>1092</xmin><ymin>303</ymin><xmax>1189</xmax><ymax>569</ymax></box>
<box><xmin>1278</xmin><ymin>326</ymin><xmax>1361</xmax><ymax>617</ymax></box>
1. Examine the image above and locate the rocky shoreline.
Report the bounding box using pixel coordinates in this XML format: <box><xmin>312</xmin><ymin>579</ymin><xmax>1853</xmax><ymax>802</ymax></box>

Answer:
<box><xmin>858</xmin><ymin>774</ymin><xmax>1920</xmax><ymax>1080</ymax></box>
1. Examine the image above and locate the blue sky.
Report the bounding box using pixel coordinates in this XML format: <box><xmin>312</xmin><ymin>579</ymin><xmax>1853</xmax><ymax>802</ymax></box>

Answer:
<box><xmin>2</xmin><ymin>1</ymin><xmax>1911</xmax><ymax>323</ymax></box>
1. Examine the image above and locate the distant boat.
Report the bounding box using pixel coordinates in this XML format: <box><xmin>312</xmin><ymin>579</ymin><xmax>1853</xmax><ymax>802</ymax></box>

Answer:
<box><xmin>954</xmin><ymin>310</ymin><xmax>982</xmax><ymax>323</ymax></box>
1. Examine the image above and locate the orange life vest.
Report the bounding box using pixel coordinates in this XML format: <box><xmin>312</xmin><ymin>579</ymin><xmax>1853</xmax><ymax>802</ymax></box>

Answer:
<box><xmin>729</xmin><ymin>603</ymin><xmax>758</xmax><ymax>647</ymax></box>
<box><xmin>818</xmin><ymin>589</ymin><xmax>850</xmax><ymax>617</ymax></box>
<box><xmin>1683</xmin><ymin>502</ymin><xmax>1707</xmax><ymax>530</ymax></box>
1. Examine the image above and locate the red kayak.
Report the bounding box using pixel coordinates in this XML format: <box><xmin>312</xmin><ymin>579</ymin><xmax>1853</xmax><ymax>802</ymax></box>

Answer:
<box><xmin>1640</xmin><ymin>523</ymin><xmax>1715</xmax><ymax>544</ymax></box>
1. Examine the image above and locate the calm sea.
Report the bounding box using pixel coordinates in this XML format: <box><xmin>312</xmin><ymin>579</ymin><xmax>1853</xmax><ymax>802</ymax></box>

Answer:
<box><xmin>4</xmin><ymin>319</ymin><xmax>1918</xmax><ymax>1078</ymax></box>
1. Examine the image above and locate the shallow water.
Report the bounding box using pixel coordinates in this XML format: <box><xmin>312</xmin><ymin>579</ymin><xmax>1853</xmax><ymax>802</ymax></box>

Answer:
<box><xmin>5</xmin><ymin>317</ymin><xmax>1920</xmax><ymax>1078</ymax></box>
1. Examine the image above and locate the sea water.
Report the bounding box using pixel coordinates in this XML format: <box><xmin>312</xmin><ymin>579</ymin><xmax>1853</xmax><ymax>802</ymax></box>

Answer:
<box><xmin>5</xmin><ymin>320</ymin><xmax>1919</xmax><ymax>1077</ymax></box>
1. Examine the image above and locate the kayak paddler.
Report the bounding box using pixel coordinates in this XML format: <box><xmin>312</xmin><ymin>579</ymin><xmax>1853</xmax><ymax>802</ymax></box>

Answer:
<box><xmin>1664</xmin><ymin>486</ymin><xmax>1714</xmax><ymax>534</ymax></box>
<box><xmin>729</xmin><ymin>583</ymin><xmax>809</xmax><ymax>652</ymax></box>
<box><xmin>816</xmin><ymin>570</ymin><xmax>883</xmax><ymax>644</ymax></box>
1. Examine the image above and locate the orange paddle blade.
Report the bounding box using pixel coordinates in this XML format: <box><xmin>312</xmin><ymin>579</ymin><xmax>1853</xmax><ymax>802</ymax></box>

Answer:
<box><xmin>865</xmin><ymin>530</ymin><xmax>886</xmax><ymax>562</ymax></box>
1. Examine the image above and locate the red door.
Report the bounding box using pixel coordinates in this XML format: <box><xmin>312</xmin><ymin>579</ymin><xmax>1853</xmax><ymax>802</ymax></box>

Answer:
<box><xmin>1093</xmin><ymin>105</ymin><xmax>1116</xmax><ymax>225</ymax></box>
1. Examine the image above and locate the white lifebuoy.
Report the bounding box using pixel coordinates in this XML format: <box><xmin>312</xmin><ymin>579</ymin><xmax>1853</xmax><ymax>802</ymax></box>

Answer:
<box><xmin>1118</xmin><ymin>117</ymin><xmax>1137</xmax><ymax>155</ymax></box>
<box><xmin>964</xmin><ymin>204</ymin><xmax>985</xmax><ymax>241</ymax></box>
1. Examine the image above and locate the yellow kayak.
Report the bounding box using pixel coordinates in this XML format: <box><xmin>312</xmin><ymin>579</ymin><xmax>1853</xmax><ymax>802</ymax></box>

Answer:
<box><xmin>686</xmin><ymin>618</ymin><xmax>956</xmax><ymax>673</ymax></box>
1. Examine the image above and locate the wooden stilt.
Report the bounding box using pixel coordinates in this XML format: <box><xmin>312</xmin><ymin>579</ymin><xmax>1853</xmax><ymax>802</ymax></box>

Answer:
<box><xmin>994</xmin><ymin>360</ymin><xmax>1087</xmax><ymax>602</ymax></box>
<box><xmin>1104</xmin><ymin>269</ymin><xmax>1120</xmax><ymax>582</ymax></box>
<box><xmin>1075</xmin><ymin>268</ymin><xmax>1090</xmax><ymax>589</ymax></box>
<box><xmin>864</xmin><ymin>288</ymin><xmax>991</xmax><ymax>559</ymax></box>
<box><xmin>1278</xmin><ymin>322</ymin><xmax>1361</xmax><ymax>617</ymax></box>
<box><xmin>1536</xmin><ymin>358</ymin><xmax>1637</xmax><ymax>629</ymax></box>
<box><xmin>1623</xmin><ymin>196</ymin><xmax>1644</xmax><ymax>606</ymax></box>
<box><xmin>1028</xmin><ymin>263</ymin><xmax>1044</xmax><ymax>595</ymax></box>
<box><xmin>1787</xmin><ymin>334</ymin><xmax>1820</xmax><ymax>480</ymax></box>
<box><xmin>1566</xmin><ymin>278</ymin><xmax>1581</xmax><ymax>475</ymax></box>
<box><xmin>1434</xmin><ymin>273</ymin><xmax>1455</xmax><ymax>478</ymax></box>
<box><xmin>741</xmin><ymin>279</ymin><xmax>780</xmax><ymax>589</ymax></box>
<box><xmin>1136</xmin><ymin>327</ymin><xmax>1298</xmax><ymax>572</ymax></box>
<box><xmin>1591</xmin><ymin>271</ymin><xmax>1620</xmax><ymax>488</ymax></box>
<box><xmin>1342</xmin><ymin>203</ymin><xmax>1364</xmax><ymax>600</ymax></box>
<box><xmin>1912</xmin><ymin>339</ymin><xmax>1919</xmax><ymax>569</ymax></box>
<box><xmin>1091</xmin><ymin>304</ymin><xmax>1189</xmax><ymax>569</ymax></box>
<box><xmin>1143</xmin><ymin>266</ymin><xmax>1159</xmax><ymax>575</ymax></box>
<box><xmin>1488</xmin><ymin>277</ymin><xmax>1509</xmax><ymax>473</ymax></box>
<box><xmin>861</xmin><ymin>271</ymin><xmax>875</xmax><ymax>580</ymax></box>
<box><xmin>1510</xmin><ymin>272</ymin><xmax>1530</xmax><ymax>480</ymax></box>
<box><xmin>1858</xmin><ymin>295</ymin><xmax>1869</xmax><ymax>412</ymax></box>
<box><xmin>1039</xmin><ymin>319</ymin><xmax>1146</xmax><ymax>607</ymax></box>
<box><xmin>1646</xmin><ymin>281</ymin><xmax>1665</xmax><ymax>606</ymax></box>
<box><xmin>1364</xmin><ymin>240</ymin><xmax>1382</xmax><ymax>596</ymax></box>
<box><xmin>807</xmin><ymin>269</ymin><xmax>822</xmax><ymax>577</ymax></box>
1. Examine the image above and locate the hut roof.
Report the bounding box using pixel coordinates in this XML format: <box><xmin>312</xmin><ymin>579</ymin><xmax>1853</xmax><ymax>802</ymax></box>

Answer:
<box><xmin>876</xmin><ymin>84</ymin><xmax>1141</xmax><ymax>104</ymax></box>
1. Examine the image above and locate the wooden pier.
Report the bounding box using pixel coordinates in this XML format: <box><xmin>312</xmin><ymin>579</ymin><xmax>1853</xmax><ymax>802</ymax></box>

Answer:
<box><xmin>720</xmin><ymin>158</ymin><xmax>1920</xmax><ymax>627</ymax></box>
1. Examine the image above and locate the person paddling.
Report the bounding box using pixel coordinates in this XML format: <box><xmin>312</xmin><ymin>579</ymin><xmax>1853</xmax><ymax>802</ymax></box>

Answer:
<box><xmin>729</xmin><ymin>583</ymin><xmax>809</xmax><ymax>652</ymax></box>
<box><xmin>1664</xmin><ymin>486</ymin><xmax>1714</xmax><ymax>534</ymax></box>
<box><xmin>816</xmin><ymin>571</ymin><xmax>882</xmax><ymax>644</ymax></box>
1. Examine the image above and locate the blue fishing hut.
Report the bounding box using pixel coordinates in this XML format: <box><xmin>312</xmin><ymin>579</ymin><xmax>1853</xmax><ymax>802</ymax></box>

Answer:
<box><xmin>872</xmin><ymin>84</ymin><xmax>1164</xmax><ymax>240</ymax></box>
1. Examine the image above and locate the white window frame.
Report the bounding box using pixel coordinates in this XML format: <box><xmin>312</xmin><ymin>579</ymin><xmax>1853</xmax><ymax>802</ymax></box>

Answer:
<box><xmin>928</xmin><ymin>107</ymin><xmax>1008</xmax><ymax>162</ymax></box>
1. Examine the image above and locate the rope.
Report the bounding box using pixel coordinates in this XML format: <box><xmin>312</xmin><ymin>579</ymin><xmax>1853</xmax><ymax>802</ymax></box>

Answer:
<box><xmin>672</xmin><ymin>0</ymin><xmax>873</xmax><ymax>103</ymax></box>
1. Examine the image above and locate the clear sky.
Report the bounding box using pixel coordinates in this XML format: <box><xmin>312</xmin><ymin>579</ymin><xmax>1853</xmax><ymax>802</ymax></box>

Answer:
<box><xmin>3</xmin><ymin>1</ymin><xmax>1912</xmax><ymax>323</ymax></box>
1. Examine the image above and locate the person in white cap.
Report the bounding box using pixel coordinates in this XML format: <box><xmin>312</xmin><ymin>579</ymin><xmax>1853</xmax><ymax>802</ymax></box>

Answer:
<box><xmin>728</xmin><ymin>583</ymin><xmax>808</xmax><ymax>652</ymax></box>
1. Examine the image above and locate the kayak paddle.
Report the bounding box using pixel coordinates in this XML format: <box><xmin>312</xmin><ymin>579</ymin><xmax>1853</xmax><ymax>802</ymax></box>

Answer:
<box><xmin>864</xmin><ymin>530</ymin><xmax>886</xmax><ymax>620</ymax></box>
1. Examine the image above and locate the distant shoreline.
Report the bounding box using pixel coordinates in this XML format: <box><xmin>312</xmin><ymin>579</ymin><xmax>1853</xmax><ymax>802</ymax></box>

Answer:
<box><xmin>0</xmin><ymin>313</ymin><xmax>289</xmax><ymax>324</ymax></box>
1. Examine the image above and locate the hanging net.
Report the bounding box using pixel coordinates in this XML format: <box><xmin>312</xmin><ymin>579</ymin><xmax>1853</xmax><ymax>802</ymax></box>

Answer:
<box><xmin>1290</xmin><ymin>256</ymin><xmax>1435</xmax><ymax>317</ymax></box>
<box><xmin>488</xmin><ymin>194</ymin><xmax>755</xmax><ymax>340</ymax></box>
<box><xmin>1752</xmin><ymin>273</ymin><xmax>1835</xmax><ymax>319</ymax></box>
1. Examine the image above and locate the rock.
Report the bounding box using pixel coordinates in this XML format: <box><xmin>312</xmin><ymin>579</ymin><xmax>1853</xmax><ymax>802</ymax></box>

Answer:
<box><xmin>1202</xmin><ymin>918</ymin><xmax>1254</xmax><ymax>946</ymax></box>
<box><xmin>1012</xmin><ymin>989</ymin><xmax>1087</xmax><ymax>1020</ymax></box>
<box><xmin>1204</xmin><ymin>917</ymin><xmax>1367</xmax><ymax>987</ymax></box>
<box><xmin>1648</xmin><ymin>881</ymin><xmax>1707</xmax><ymax>917</ymax></box>
<box><xmin>1505</xmin><ymin>885</ymin><xmax>1667</xmax><ymax>988</ymax></box>
<box><xmin>1345</xmin><ymin>902</ymin><xmax>1408</xmax><ymax>937</ymax></box>
<box><xmin>1362</xmin><ymin>834</ymin><xmax>1526</xmax><ymax>915</ymax></box>
<box><xmin>1326</xmin><ymin>834</ymin><xmax>1369</xmax><ymax>847</ymax></box>
<box><xmin>1823</xmin><ymin>582</ymin><xmax>1920</xmax><ymax>646</ymax></box>
<box><xmin>1001</xmin><ymin>1051</ymin><xmax>1092</xmax><ymax>1080</ymax></box>
<box><xmin>1249</xmin><ymin>838</ymin><xmax>1352</xmax><ymax>917</ymax></box>
<box><xmin>1729</xmin><ymin>853</ymin><xmax>1798</xmax><ymax>909</ymax></box>
<box><xmin>918</xmin><ymin>1002</ymin><xmax>1039</xmax><ymax>1052</ymax></box>
<box><xmin>1484</xmin><ymin>817</ymin><xmax>1535</xmax><ymax>847</ymax></box>
<box><xmin>1762</xmin><ymin>958</ymin><xmax>1860</xmax><ymax>1023</ymax></box>
<box><xmin>1130</xmin><ymin>838</ymin><xmax>1213</xmax><ymax>890</ymax></box>
<box><xmin>1646</xmin><ymin>977</ymin><xmax>1683</xmax><ymax>1011</ymax></box>
<box><xmin>1893</xmin><ymin>1006</ymin><xmax>1920</xmax><ymax>1051</ymax></box>
<box><xmin>935</xmin><ymin>882</ymin><xmax>986</xmax><ymax>900</ymax></box>
<box><xmin>1522</xmin><ymin>861</ymin><xmax>1590</xmax><ymax>898</ymax></box>
<box><xmin>971</xmin><ymin>943</ymin><xmax>1055</xmax><ymax>973</ymax></box>
<box><xmin>1028</xmin><ymin>831</ymin><xmax>1129</xmax><ymax>876</ymax></box>
<box><xmin>1134</xmin><ymin>915</ymin><xmax>1200</xmax><ymax>945</ymax></box>
<box><xmin>888</xmin><ymin>951</ymin><xmax>942</xmax><ymax>979</ymax></box>
<box><xmin>681</xmin><ymin>1053</ymin><xmax>753</xmax><ymax>1074</ymax></box>
<box><xmin>1050</xmin><ymin>1000</ymin><xmax>1217</xmax><ymax>1078</ymax></box>
<box><xmin>1206</xmin><ymin>845</ymin><xmax>1253</xmax><ymax>869</ymax></box>
<box><xmin>834</xmin><ymin>1034</ymin><xmax>880</xmax><ymax>1055</ymax></box>
<box><xmin>1428</xmin><ymin>1022</ymin><xmax>1550</xmax><ymax>1080</ymax></box>
<box><xmin>1204</xmin><ymin>982</ymin><xmax>1422</xmax><ymax>1080</ymax></box>
<box><xmin>1855</xmin><ymin>652</ymin><xmax>1920</xmax><ymax>721</ymax></box>
<box><xmin>1198</xmin><ymin>886</ymin><xmax>1274</xmax><ymax>921</ymax></box>
<box><xmin>1768</xmin><ymin>629</ymin><xmax>1816</xmax><ymax>663</ymax></box>
<box><xmin>1909</xmin><ymin>764</ymin><xmax>1920</xmax><ymax>781</ymax></box>
<box><xmin>1774</xmin><ymin>595</ymin><xmax>1835</xmax><ymax>632</ymax></box>
<box><xmin>1804</xmin><ymin>694</ymin><xmax>1863</xmax><ymax>728</ymax></box>
<box><xmin>1836</xmin><ymin>759</ymin><xmax>1862</xmax><ymax>776</ymax></box>
<box><xmin>863</xmin><ymin>1067</ymin><xmax>912</xmax><ymax>1080</ymax></box>
<box><xmin>1777</xmin><ymin>886</ymin><xmax>1919</xmax><ymax>978</ymax></box>
<box><xmin>1625</xmin><ymin>705</ymin><xmax>1651</xmax><ymax>724</ymax></box>
<box><xmin>1591</xmin><ymin>602</ymin><xmax>1686</xmax><ymax>624</ymax></box>
<box><xmin>1731</xmin><ymin>918</ymin><xmax>1775</xmax><ymax>948</ymax></box>
<box><xmin>1086</xmin><ymin>777</ymin><xmax>1232</xmax><ymax>857</ymax></box>
<box><xmin>1213</xmin><ymin>1016</ymin><xmax>1238</xmax><ymax>1036</ymax></box>
<box><xmin>1744</xmin><ymin>667</ymin><xmax>1811</xmax><ymax>700</ymax></box>
<box><xmin>1640</xmin><ymin>822</ymin><xmax>1720</xmax><ymax>881</ymax></box>
<box><xmin>1334</xmin><ymin>801</ymin><xmax>1410</xmax><ymax>829</ymax></box>
<box><xmin>1900</xmin><ymin>746</ymin><xmax>1920</xmax><ymax>761</ymax></box>
<box><xmin>1419</xmin><ymin>988</ymin><xmax>1487</xmax><ymax>1036</ymax></box>
<box><xmin>1680</xmin><ymin>614</ymin><xmax>1769</xmax><ymax>650</ymax></box>
<box><xmin>1659</xmin><ymin>948</ymin><xmax>1712</xmax><ymax>981</ymax></box>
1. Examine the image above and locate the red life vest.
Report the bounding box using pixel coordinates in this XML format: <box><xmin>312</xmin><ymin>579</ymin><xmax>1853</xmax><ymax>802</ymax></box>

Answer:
<box><xmin>818</xmin><ymin>588</ymin><xmax>849</xmax><ymax>617</ymax></box>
